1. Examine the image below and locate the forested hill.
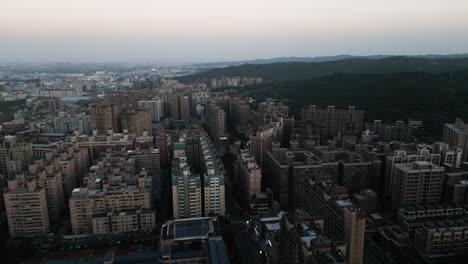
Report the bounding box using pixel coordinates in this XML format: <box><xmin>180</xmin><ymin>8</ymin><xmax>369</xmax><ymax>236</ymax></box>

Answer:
<box><xmin>220</xmin><ymin>69</ymin><xmax>468</xmax><ymax>139</ymax></box>
<box><xmin>189</xmin><ymin>54</ymin><xmax>468</xmax><ymax>68</ymax></box>
<box><xmin>177</xmin><ymin>56</ymin><xmax>468</xmax><ymax>83</ymax></box>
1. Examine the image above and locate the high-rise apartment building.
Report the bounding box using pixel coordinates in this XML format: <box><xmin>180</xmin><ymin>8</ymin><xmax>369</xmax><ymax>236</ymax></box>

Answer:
<box><xmin>433</xmin><ymin>142</ymin><xmax>463</xmax><ymax>168</ymax></box>
<box><xmin>384</xmin><ymin>149</ymin><xmax>441</xmax><ymax>196</ymax></box>
<box><xmin>170</xmin><ymin>93</ymin><xmax>180</xmax><ymax>120</ymax></box>
<box><xmin>22</xmin><ymin>161</ymin><xmax>65</xmax><ymax>224</ymax></box>
<box><xmin>69</xmin><ymin>154</ymin><xmax>155</xmax><ymax>234</ymax></box>
<box><xmin>169</xmin><ymin>94</ymin><xmax>191</xmax><ymax>121</ymax></box>
<box><xmin>66</xmin><ymin>142</ymin><xmax>90</xmax><ymax>185</ymax></box>
<box><xmin>35</xmin><ymin>96</ymin><xmax>62</xmax><ymax>114</ymax></box>
<box><xmin>250</xmin><ymin>121</ymin><xmax>282</xmax><ymax>167</ymax></box>
<box><xmin>109</xmin><ymin>91</ymin><xmax>144</xmax><ymax>107</ymax></box>
<box><xmin>120</xmin><ymin>107</ymin><xmax>152</xmax><ymax>137</ymax></box>
<box><xmin>179</xmin><ymin>95</ymin><xmax>191</xmax><ymax>121</ymax></box>
<box><xmin>205</xmin><ymin>103</ymin><xmax>227</xmax><ymax>144</ymax></box>
<box><xmin>444</xmin><ymin>170</ymin><xmax>468</xmax><ymax>204</ymax></box>
<box><xmin>281</xmin><ymin>117</ymin><xmax>295</xmax><ymax>147</ymax></box>
<box><xmin>303</xmin><ymin>180</ymin><xmax>365</xmax><ymax>264</ymax></box>
<box><xmin>263</xmin><ymin>143</ymin><xmax>339</xmax><ymax>208</ymax></box>
<box><xmin>4</xmin><ymin>175</ymin><xmax>50</xmax><ymax>238</ymax></box>
<box><xmin>339</xmin><ymin>151</ymin><xmax>381</xmax><ymax>194</ymax></box>
<box><xmin>235</xmin><ymin>150</ymin><xmax>261</xmax><ymax>206</ymax></box>
<box><xmin>89</xmin><ymin>101</ymin><xmax>120</xmax><ymax>134</ymax></box>
<box><xmin>171</xmin><ymin>133</ymin><xmax>226</xmax><ymax>218</ymax></box>
<box><xmin>68</xmin><ymin>130</ymin><xmax>135</xmax><ymax>161</ymax></box>
<box><xmin>278</xmin><ymin>211</ymin><xmax>346</xmax><ymax>264</ymax></box>
<box><xmin>442</xmin><ymin>118</ymin><xmax>468</xmax><ymax>161</ymax></box>
<box><xmin>51</xmin><ymin>155</ymin><xmax>75</xmax><ymax>200</ymax></box>
<box><xmin>200</xmin><ymin>134</ymin><xmax>226</xmax><ymax>217</ymax></box>
<box><xmin>183</xmin><ymin>135</ymin><xmax>202</xmax><ymax>174</ymax></box>
<box><xmin>0</xmin><ymin>135</ymin><xmax>33</xmax><ymax>185</ymax></box>
<box><xmin>391</xmin><ymin>161</ymin><xmax>444</xmax><ymax>208</ymax></box>
<box><xmin>52</xmin><ymin>112</ymin><xmax>91</xmax><ymax>134</ymax></box>
<box><xmin>367</xmin><ymin>120</ymin><xmax>414</xmax><ymax>142</ymax></box>
<box><xmin>138</xmin><ymin>99</ymin><xmax>164</xmax><ymax>121</ymax></box>
<box><xmin>128</xmin><ymin>148</ymin><xmax>160</xmax><ymax>173</ymax></box>
<box><xmin>301</xmin><ymin>105</ymin><xmax>364</xmax><ymax>141</ymax></box>
<box><xmin>155</xmin><ymin>131</ymin><xmax>170</xmax><ymax>168</ymax></box>
<box><xmin>30</xmin><ymin>141</ymin><xmax>90</xmax><ymax>197</ymax></box>
<box><xmin>171</xmin><ymin>153</ymin><xmax>202</xmax><ymax>219</ymax></box>
<box><xmin>230</xmin><ymin>97</ymin><xmax>250</xmax><ymax>125</ymax></box>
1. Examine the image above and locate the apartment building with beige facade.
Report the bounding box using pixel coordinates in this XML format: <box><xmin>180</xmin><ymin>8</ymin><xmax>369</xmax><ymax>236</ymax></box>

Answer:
<box><xmin>90</xmin><ymin>101</ymin><xmax>120</xmax><ymax>135</ymax></box>
<box><xmin>171</xmin><ymin>132</ymin><xmax>225</xmax><ymax>219</ymax></box>
<box><xmin>4</xmin><ymin>175</ymin><xmax>50</xmax><ymax>238</ymax></box>
<box><xmin>67</xmin><ymin>130</ymin><xmax>135</xmax><ymax>160</ymax></box>
<box><xmin>235</xmin><ymin>149</ymin><xmax>261</xmax><ymax>206</ymax></box>
<box><xmin>0</xmin><ymin>135</ymin><xmax>33</xmax><ymax>186</ymax></box>
<box><xmin>416</xmin><ymin>220</ymin><xmax>468</xmax><ymax>259</ymax></box>
<box><xmin>171</xmin><ymin>153</ymin><xmax>202</xmax><ymax>219</ymax></box>
<box><xmin>120</xmin><ymin>107</ymin><xmax>152</xmax><ymax>137</ymax></box>
<box><xmin>69</xmin><ymin>153</ymin><xmax>155</xmax><ymax>234</ymax></box>
<box><xmin>200</xmin><ymin>133</ymin><xmax>225</xmax><ymax>217</ymax></box>
<box><xmin>391</xmin><ymin>161</ymin><xmax>444</xmax><ymax>208</ymax></box>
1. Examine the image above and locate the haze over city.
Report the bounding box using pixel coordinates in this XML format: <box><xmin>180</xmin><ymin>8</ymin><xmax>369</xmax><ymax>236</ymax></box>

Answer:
<box><xmin>2</xmin><ymin>0</ymin><xmax>468</xmax><ymax>63</ymax></box>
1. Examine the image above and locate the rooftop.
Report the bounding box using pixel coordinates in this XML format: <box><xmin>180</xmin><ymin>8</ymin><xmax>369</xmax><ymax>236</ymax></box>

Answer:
<box><xmin>161</xmin><ymin>217</ymin><xmax>219</xmax><ymax>241</ymax></box>
<box><xmin>336</xmin><ymin>199</ymin><xmax>353</xmax><ymax>208</ymax></box>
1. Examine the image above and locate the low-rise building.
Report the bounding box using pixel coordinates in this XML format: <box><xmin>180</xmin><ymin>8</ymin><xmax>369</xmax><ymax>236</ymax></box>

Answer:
<box><xmin>159</xmin><ymin>217</ymin><xmax>229</xmax><ymax>264</ymax></box>
<box><xmin>416</xmin><ymin>220</ymin><xmax>468</xmax><ymax>260</ymax></box>
<box><xmin>396</xmin><ymin>204</ymin><xmax>468</xmax><ymax>241</ymax></box>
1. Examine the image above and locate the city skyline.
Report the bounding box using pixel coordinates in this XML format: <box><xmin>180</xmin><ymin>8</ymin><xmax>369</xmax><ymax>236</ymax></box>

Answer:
<box><xmin>2</xmin><ymin>0</ymin><xmax>468</xmax><ymax>63</ymax></box>
<box><xmin>2</xmin><ymin>1</ymin><xmax>468</xmax><ymax>263</ymax></box>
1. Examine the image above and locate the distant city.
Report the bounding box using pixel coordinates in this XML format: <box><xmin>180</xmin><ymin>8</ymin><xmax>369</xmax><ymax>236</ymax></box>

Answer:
<box><xmin>1</xmin><ymin>55</ymin><xmax>468</xmax><ymax>264</ymax></box>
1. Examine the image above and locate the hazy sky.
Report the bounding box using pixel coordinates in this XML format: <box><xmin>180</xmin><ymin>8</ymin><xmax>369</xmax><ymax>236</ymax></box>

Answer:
<box><xmin>1</xmin><ymin>0</ymin><xmax>468</xmax><ymax>63</ymax></box>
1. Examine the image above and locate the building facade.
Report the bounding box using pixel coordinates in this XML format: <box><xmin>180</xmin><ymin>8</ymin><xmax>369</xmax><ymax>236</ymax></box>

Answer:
<box><xmin>301</xmin><ymin>105</ymin><xmax>364</xmax><ymax>141</ymax></box>
<box><xmin>120</xmin><ymin>107</ymin><xmax>152</xmax><ymax>137</ymax></box>
<box><xmin>384</xmin><ymin>149</ymin><xmax>441</xmax><ymax>196</ymax></box>
<box><xmin>391</xmin><ymin>161</ymin><xmax>444</xmax><ymax>208</ymax></box>
<box><xmin>69</xmin><ymin>154</ymin><xmax>155</xmax><ymax>234</ymax></box>
<box><xmin>171</xmin><ymin>153</ymin><xmax>202</xmax><ymax>219</ymax></box>
<box><xmin>442</xmin><ymin>118</ymin><xmax>468</xmax><ymax>162</ymax></box>
<box><xmin>235</xmin><ymin>150</ymin><xmax>262</xmax><ymax>206</ymax></box>
<box><xmin>138</xmin><ymin>99</ymin><xmax>164</xmax><ymax>121</ymax></box>
<box><xmin>4</xmin><ymin>176</ymin><xmax>50</xmax><ymax>238</ymax></box>
<box><xmin>303</xmin><ymin>180</ymin><xmax>365</xmax><ymax>264</ymax></box>
<box><xmin>0</xmin><ymin>135</ymin><xmax>33</xmax><ymax>185</ymax></box>
<box><xmin>90</xmin><ymin>101</ymin><xmax>120</xmax><ymax>135</ymax></box>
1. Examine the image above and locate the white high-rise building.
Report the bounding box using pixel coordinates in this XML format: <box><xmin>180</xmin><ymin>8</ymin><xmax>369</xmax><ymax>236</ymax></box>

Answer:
<box><xmin>53</xmin><ymin>112</ymin><xmax>91</xmax><ymax>134</ymax></box>
<box><xmin>138</xmin><ymin>99</ymin><xmax>164</xmax><ymax>121</ymax></box>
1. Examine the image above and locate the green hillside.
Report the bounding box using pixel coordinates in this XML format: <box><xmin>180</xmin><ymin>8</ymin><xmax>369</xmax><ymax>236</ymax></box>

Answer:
<box><xmin>221</xmin><ymin>69</ymin><xmax>468</xmax><ymax>139</ymax></box>
<box><xmin>177</xmin><ymin>56</ymin><xmax>468</xmax><ymax>83</ymax></box>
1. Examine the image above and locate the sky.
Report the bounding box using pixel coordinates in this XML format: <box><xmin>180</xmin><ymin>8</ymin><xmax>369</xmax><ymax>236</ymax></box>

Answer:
<box><xmin>1</xmin><ymin>0</ymin><xmax>468</xmax><ymax>64</ymax></box>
